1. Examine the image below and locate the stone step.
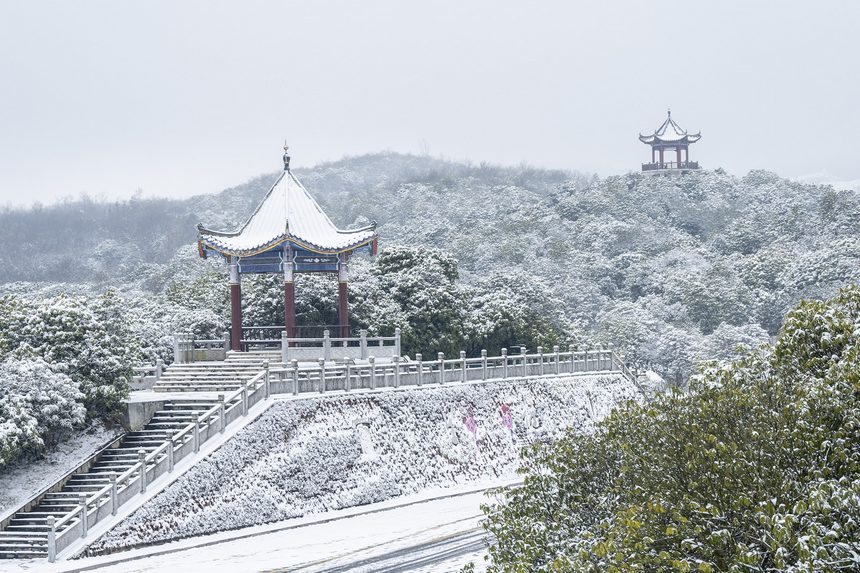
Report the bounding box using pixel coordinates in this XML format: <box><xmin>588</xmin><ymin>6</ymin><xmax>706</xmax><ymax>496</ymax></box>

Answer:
<box><xmin>41</xmin><ymin>493</ymin><xmax>87</xmax><ymax>500</ymax></box>
<box><xmin>3</xmin><ymin>524</ymin><xmax>55</xmax><ymax>532</ymax></box>
<box><xmin>89</xmin><ymin>463</ymin><xmax>137</xmax><ymax>471</ymax></box>
<box><xmin>0</xmin><ymin>549</ymin><xmax>48</xmax><ymax>559</ymax></box>
<box><xmin>7</xmin><ymin>516</ymin><xmax>51</xmax><ymax>526</ymax></box>
<box><xmin>0</xmin><ymin>533</ymin><xmax>48</xmax><ymax>551</ymax></box>
<box><xmin>33</xmin><ymin>504</ymin><xmax>77</xmax><ymax>512</ymax></box>
<box><xmin>169</xmin><ymin>370</ymin><xmax>262</xmax><ymax>374</ymax></box>
<box><xmin>67</xmin><ymin>476</ymin><xmax>111</xmax><ymax>483</ymax></box>
<box><xmin>0</xmin><ymin>542</ymin><xmax>47</xmax><ymax>550</ymax></box>
<box><xmin>157</xmin><ymin>381</ymin><xmax>249</xmax><ymax>387</ymax></box>
<box><xmin>61</xmin><ymin>484</ymin><xmax>107</xmax><ymax>492</ymax></box>
<box><xmin>160</xmin><ymin>373</ymin><xmax>258</xmax><ymax>378</ymax></box>
<box><xmin>154</xmin><ymin>387</ymin><xmax>243</xmax><ymax>393</ymax></box>
<box><xmin>99</xmin><ymin>452</ymin><xmax>145</xmax><ymax>459</ymax></box>
<box><xmin>0</xmin><ymin>530</ymin><xmax>47</xmax><ymax>537</ymax></box>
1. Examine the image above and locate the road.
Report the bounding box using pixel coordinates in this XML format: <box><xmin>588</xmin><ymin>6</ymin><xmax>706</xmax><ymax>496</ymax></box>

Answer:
<box><xmin>3</xmin><ymin>486</ymin><xmax>504</xmax><ymax>573</ymax></box>
<box><xmin>282</xmin><ymin>526</ymin><xmax>489</xmax><ymax>573</ymax></box>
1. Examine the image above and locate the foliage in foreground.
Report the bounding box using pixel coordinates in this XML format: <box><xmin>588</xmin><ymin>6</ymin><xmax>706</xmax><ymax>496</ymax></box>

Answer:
<box><xmin>481</xmin><ymin>286</ymin><xmax>860</xmax><ymax>572</ymax></box>
<box><xmin>0</xmin><ymin>291</ymin><xmax>141</xmax><ymax>468</ymax></box>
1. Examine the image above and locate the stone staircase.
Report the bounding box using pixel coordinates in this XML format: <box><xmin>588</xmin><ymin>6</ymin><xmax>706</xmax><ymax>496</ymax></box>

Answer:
<box><xmin>0</xmin><ymin>399</ymin><xmax>224</xmax><ymax>559</ymax></box>
<box><xmin>153</xmin><ymin>351</ymin><xmax>279</xmax><ymax>393</ymax></box>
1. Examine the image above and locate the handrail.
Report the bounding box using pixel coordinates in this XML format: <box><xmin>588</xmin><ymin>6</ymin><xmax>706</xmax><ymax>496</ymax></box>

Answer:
<box><xmin>0</xmin><ymin>432</ymin><xmax>124</xmax><ymax>529</ymax></box>
<box><xmin>47</xmin><ymin>365</ymin><xmax>271</xmax><ymax>562</ymax></box>
<box><xmin>267</xmin><ymin>347</ymin><xmax>636</xmax><ymax>393</ymax></box>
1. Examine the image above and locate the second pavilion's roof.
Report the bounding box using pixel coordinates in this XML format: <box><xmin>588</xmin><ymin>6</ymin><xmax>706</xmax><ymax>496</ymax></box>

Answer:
<box><xmin>197</xmin><ymin>156</ymin><xmax>377</xmax><ymax>257</ymax></box>
<box><xmin>639</xmin><ymin>110</ymin><xmax>701</xmax><ymax>145</ymax></box>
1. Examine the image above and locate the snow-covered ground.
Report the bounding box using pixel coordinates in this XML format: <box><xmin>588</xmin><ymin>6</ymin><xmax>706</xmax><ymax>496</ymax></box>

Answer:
<box><xmin>0</xmin><ymin>482</ymin><xmax>505</xmax><ymax>573</ymax></box>
<box><xmin>0</xmin><ymin>424</ymin><xmax>119</xmax><ymax>522</ymax></box>
<box><xmin>86</xmin><ymin>373</ymin><xmax>637</xmax><ymax>555</ymax></box>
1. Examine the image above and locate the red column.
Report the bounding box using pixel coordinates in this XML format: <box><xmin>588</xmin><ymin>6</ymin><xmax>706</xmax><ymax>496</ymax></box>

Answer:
<box><xmin>284</xmin><ymin>281</ymin><xmax>295</xmax><ymax>338</ymax></box>
<box><xmin>676</xmin><ymin>146</ymin><xmax>681</xmax><ymax>165</ymax></box>
<box><xmin>338</xmin><ymin>253</ymin><xmax>349</xmax><ymax>339</ymax></box>
<box><xmin>338</xmin><ymin>281</ymin><xmax>348</xmax><ymax>339</ymax></box>
<box><xmin>230</xmin><ymin>284</ymin><xmax>242</xmax><ymax>352</ymax></box>
<box><xmin>659</xmin><ymin>148</ymin><xmax>664</xmax><ymax>165</ymax></box>
<box><xmin>651</xmin><ymin>147</ymin><xmax>655</xmax><ymax>163</ymax></box>
<box><xmin>228</xmin><ymin>257</ymin><xmax>242</xmax><ymax>352</ymax></box>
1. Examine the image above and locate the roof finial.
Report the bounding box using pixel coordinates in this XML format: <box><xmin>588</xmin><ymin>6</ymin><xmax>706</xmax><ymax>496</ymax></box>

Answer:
<box><xmin>667</xmin><ymin>108</ymin><xmax>671</xmax><ymax>118</ymax></box>
<box><xmin>283</xmin><ymin>141</ymin><xmax>291</xmax><ymax>172</ymax></box>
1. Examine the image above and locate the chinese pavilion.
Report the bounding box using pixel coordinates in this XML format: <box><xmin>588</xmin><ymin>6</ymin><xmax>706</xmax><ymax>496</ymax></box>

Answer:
<box><xmin>639</xmin><ymin>110</ymin><xmax>701</xmax><ymax>173</ymax></box>
<box><xmin>196</xmin><ymin>146</ymin><xmax>378</xmax><ymax>351</ymax></box>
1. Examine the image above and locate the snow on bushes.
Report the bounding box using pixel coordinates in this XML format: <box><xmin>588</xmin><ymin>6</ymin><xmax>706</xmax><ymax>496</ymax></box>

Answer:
<box><xmin>0</xmin><ymin>291</ymin><xmax>138</xmax><ymax>420</ymax></box>
<box><xmin>86</xmin><ymin>374</ymin><xmax>639</xmax><ymax>555</ymax></box>
<box><xmin>0</xmin><ymin>358</ymin><xmax>85</xmax><ymax>469</ymax></box>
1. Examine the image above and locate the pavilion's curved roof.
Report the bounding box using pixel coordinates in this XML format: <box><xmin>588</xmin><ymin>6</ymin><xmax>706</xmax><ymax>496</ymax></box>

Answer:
<box><xmin>639</xmin><ymin>111</ymin><xmax>701</xmax><ymax>145</ymax></box>
<box><xmin>197</xmin><ymin>168</ymin><xmax>377</xmax><ymax>257</ymax></box>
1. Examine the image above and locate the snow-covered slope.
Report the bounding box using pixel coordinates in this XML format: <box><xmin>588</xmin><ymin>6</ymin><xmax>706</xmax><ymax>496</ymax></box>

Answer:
<box><xmin>86</xmin><ymin>374</ymin><xmax>638</xmax><ymax>555</ymax></box>
<box><xmin>0</xmin><ymin>424</ymin><xmax>120</xmax><ymax>522</ymax></box>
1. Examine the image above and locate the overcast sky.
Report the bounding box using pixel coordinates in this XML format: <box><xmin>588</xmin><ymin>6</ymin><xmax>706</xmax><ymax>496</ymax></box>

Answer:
<box><xmin>0</xmin><ymin>1</ymin><xmax>858</xmax><ymax>205</ymax></box>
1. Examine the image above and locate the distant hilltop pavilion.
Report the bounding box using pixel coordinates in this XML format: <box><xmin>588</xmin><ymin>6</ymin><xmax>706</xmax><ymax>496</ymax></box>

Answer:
<box><xmin>639</xmin><ymin>110</ymin><xmax>701</xmax><ymax>174</ymax></box>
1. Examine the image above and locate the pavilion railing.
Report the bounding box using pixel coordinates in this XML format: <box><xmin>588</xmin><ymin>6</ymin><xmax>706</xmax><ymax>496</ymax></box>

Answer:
<box><xmin>130</xmin><ymin>360</ymin><xmax>164</xmax><ymax>390</ymax></box>
<box><xmin>173</xmin><ymin>334</ymin><xmax>230</xmax><ymax>363</ymax></box>
<box><xmin>642</xmin><ymin>161</ymin><xmax>700</xmax><ymax>171</ymax></box>
<box><xmin>233</xmin><ymin>325</ymin><xmax>362</xmax><ymax>352</ymax></box>
<box><xmin>281</xmin><ymin>329</ymin><xmax>401</xmax><ymax>362</ymax></box>
<box><xmin>172</xmin><ymin>329</ymin><xmax>402</xmax><ymax>363</ymax></box>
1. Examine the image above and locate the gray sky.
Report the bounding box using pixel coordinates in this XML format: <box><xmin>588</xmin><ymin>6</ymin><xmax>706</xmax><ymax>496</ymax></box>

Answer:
<box><xmin>1</xmin><ymin>0</ymin><xmax>858</xmax><ymax>205</ymax></box>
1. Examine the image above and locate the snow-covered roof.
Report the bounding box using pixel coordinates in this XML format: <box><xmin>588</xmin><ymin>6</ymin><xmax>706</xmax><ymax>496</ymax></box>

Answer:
<box><xmin>639</xmin><ymin>111</ymin><xmax>701</xmax><ymax>145</ymax></box>
<box><xmin>197</xmin><ymin>168</ymin><xmax>377</xmax><ymax>256</ymax></box>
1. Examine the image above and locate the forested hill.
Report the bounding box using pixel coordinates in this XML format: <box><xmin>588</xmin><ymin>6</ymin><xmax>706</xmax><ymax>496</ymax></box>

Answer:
<box><xmin>0</xmin><ymin>154</ymin><xmax>580</xmax><ymax>284</ymax></box>
<box><xmin>2</xmin><ymin>153</ymin><xmax>859</xmax><ymax>379</ymax></box>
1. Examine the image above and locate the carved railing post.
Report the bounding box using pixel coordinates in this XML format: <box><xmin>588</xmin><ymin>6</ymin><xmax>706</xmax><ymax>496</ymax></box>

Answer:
<box><xmin>520</xmin><ymin>346</ymin><xmax>527</xmax><ymax>377</ymax></box>
<box><xmin>167</xmin><ymin>430</ymin><xmax>175</xmax><ymax>472</ymax></box>
<box><xmin>502</xmin><ymin>348</ymin><xmax>508</xmax><ymax>379</ymax></box>
<box><xmin>323</xmin><ymin>330</ymin><xmax>332</xmax><ymax>362</ymax></box>
<box><xmin>554</xmin><ymin>345</ymin><xmax>560</xmax><ymax>375</ymax></box>
<box><xmin>109</xmin><ymin>473</ymin><xmax>118</xmax><ymax>516</ymax></box>
<box><xmin>173</xmin><ymin>334</ymin><xmax>183</xmax><ymax>365</ymax></box>
<box><xmin>155</xmin><ymin>358</ymin><xmax>163</xmax><ymax>381</ymax></box>
<box><xmin>394</xmin><ymin>327</ymin><xmax>402</xmax><ymax>357</ymax></box>
<box><xmin>369</xmin><ymin>356</ymin><xmax>376</xmax><ymax>390</ymax></box>
<box><xmin>416</xmin><ymin>353</ymin><xmax>423</xmax><ymax>386</ymax></box>
<box><xmin>291</xmin><ymin>359</ymin><xmax>299</xmax><ymax>395</ymax></box>
<box><xmin>360</xmin><ymin>330</ymin><xmax>368</xmax><ymax>359</ymax></box>
<box><xmin>218</xmin><ymin>394</ymin><xmax>225</xmax><ymax>433</ymax></box>
<box><xmin>79</xmin><ymin>495</ymin><xmax>88</xmax><ymax>538</ymax></box>
<box><xmin>318</xmin><ymin>358</ymin><xmax>326</xmax><ymax>393</ymax></box>
<box><xmin>481</xmin><ymin>349</ymin><xmax>487</xmax><ymax>380</ymax></box>
<box><xmin>263</xmin><ymin>360</ymin><xmax>270</xmax><ymax>399</ymax></box>
<box><xmin>460</xmin><ymin>351</ymin><xmax>467</xmax><ymax>383</ymax></box>
<box><xmin>47</xmin><ymin>515</ymin><xmax>56</xmax><ymax>562</ymax></box>
<box><xmin>345</xmin><ymin>359</ymin><xmax>352</xmax><ymax>391</ymax></box>
<box><xmin>568</xmin><ymin>344</ymin><xmax>576</xmax><ymax>373</ymax></box>
<box><xmin>138</xmin><ymin>449</ymin><xmax>147</xmax><ymax>493</ymax></box>
<box><xmin>438</xmin><ymin>352</ymin><xmax>445</xmax><ymax>384</ymax></box>
<box><xmin>193</xmin><ymin>412</ymin><xmax>200</xmax><ymax>453</ymax></box>
<box><xmin>393</xmin><ymin>355</ymin><xmax>401</xmax><ymax>388</ymax></box>
<box><xmin>281</xmin><ymin>331</ymin><xmax>289</xmax><ymax>363</ymax></box>
<box><xmin>537</xmin><ymin>346</ymin><xmax>544</xmax><ymax>376</ymax></box>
